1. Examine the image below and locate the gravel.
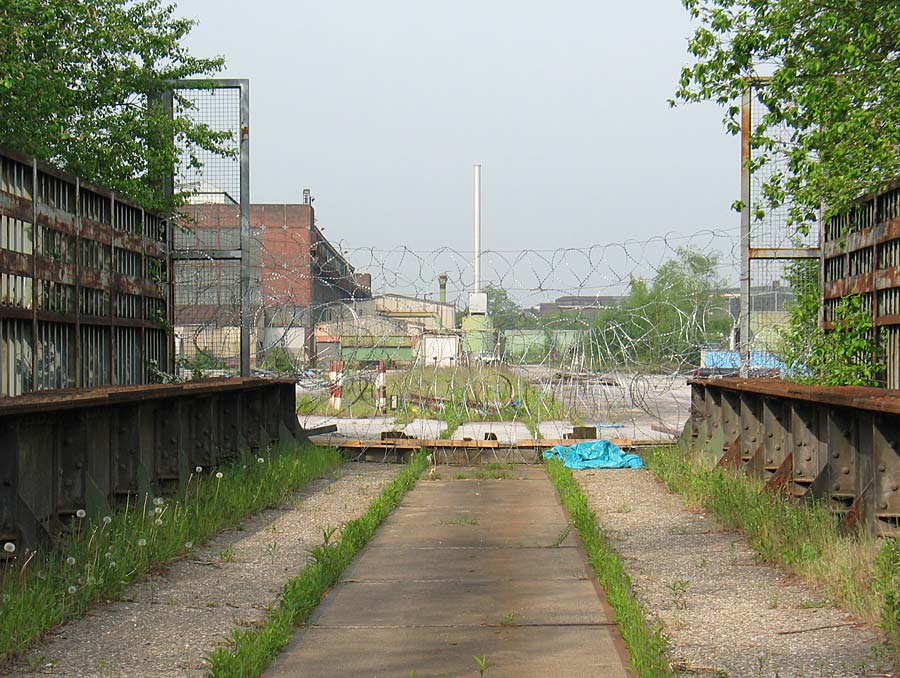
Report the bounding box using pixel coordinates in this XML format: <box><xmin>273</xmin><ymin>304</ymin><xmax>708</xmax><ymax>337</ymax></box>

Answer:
<box><xmin>9</xmin><ymin>462</ymin><xmax>400</xmax><ymax>678</ymax></box>
<box><xmin>576</xmin><ymin>469</ymin><xmax>893</xmax><ymax>678</ymax></box>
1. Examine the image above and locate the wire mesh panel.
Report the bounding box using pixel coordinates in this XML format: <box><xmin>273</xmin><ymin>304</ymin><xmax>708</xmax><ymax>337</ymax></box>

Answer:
<box><xmin>172</xmin><ymin>80</ymin><xmax>250</xmax><ymax>377</ymax></box>
<box><xmin>740</xmin><ymin>80</ymin><xmax>820</xmax><ymax>374</ymax></box>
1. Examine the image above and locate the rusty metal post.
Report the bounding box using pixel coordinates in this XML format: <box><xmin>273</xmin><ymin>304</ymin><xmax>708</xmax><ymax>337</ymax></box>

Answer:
<box><xmin>740</xmin><ymin>85</ymin><xmax>752</xmax><ymax>378</ymax></box>
<box><xmin>239</xmin><ymin>79</ymin><xmax>251</xmax><ymax>377</ymax></box>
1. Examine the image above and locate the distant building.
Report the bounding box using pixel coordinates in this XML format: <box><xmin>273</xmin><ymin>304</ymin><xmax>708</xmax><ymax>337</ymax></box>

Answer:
<box><xmin>533</xmin><ymin>295</ymin><xmax>624</xmax><ymax>317</ymax></box>
<box><xmin>313</xmin><ymin>293</ymin><xmax>457</xmax><ymax>367</ymax></box>
<box><xmin>174</xmin><ymin>196</ymin><xmax>370</xmax><ymax>367</ymax></box>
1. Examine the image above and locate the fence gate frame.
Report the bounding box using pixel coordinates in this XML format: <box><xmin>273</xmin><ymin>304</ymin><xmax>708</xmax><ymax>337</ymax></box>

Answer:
<box><xmin>168</xmin><ymin>78</ymin><xmax>251</xmax><ymax>377</ymax></box>
<box><xmin>739</xmin><ymin>77</ymin><xmax>820</xmax><ymax>376</ymax></box>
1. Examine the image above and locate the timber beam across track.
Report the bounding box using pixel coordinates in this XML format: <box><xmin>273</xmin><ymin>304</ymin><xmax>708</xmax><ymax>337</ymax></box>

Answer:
<box><xmin>312</xmin><ymin>437</ymin><xmax>641</xmax><ymax>451</ymax></box>
<box><xmin>688</xmin><ymin>377</ymin><xmax>900</xmax><ymax>537</ymax></box>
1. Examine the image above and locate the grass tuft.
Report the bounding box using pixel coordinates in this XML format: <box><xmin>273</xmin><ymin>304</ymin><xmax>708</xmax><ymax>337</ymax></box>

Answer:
<box><xmin>545</xmin><ymin>458</ymin><xmax>672</xmax><ymax>677</ymax></box>
<box><xmin>207</xmin><ymin>452</ymin><xmax>428</xmax><ymax>678</ymax></box>
<box><xmin>647</xmin><ymin>445</ymin><xmax>900</xmax><ymax>667</ymax></box>
<box><xmin>0</xmin><ymin>443</ymin><xmax>342</xmax><ymax>664</ymax></box>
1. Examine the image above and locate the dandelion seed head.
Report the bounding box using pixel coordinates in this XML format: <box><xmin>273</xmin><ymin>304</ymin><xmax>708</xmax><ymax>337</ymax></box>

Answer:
<box><xmin>154</xmin><ymin>519</ymin><xmax>163</xmax><ymax>526</ymax></box>
<box><xmin>1</xmin><ymin>593</ymin><xmax>9</xmax><ymax>604</ymax></box>
<box><xmin>195</xmin><ymin>466</ymin><xmax>203</xmax><ymax>473</ymax></box>
<box><xmin>75</xmin><ymin>509</ymin><xmax>86</xmax><ymax>519</ymax></box>
<box><xmin>109</xmin><ymin>561</ymin><xmax>117</xmax><ymax>568</ymax></box>
<box><xmin>67</xmin><ymin>585</ymin><xmax>77</xmax><ymax>595</ymax></box>
<box><xmin>154</xmin><ymin>506</ymin><xmax>162</xmax><ymax>514</ymax></box>
<box><xmin>66</xmin><ymin>556</ymin><xmax>76</xmax><ymax>566</ymax></box>
<box><xmin>257</xmin><ymin>457</ymin><xmax>265</xmax><ymax>463</ymax></box>
<box><xmin>102</xmin><ymin>516</ymin><xmax>112</xmax><ymax>525</ymax></box>
<box><xmin>184</xmin><ymin>542</ymin><xmax>193</xmax><ymax>549</ymax></box>
<box><xmin>153</xmin><ymin>497</ymin><xmax>164</xmax><ymax>506</ymax></box>
<box><xmin>215</xmin><ymin>471</ymin><xmax>223</xmax><ymax>479</ymax></box>
<box><xmin>3</xmin><ymin>542</ymin><xmax>15</xmax><ymax>553</ymax></box>
<box><xmin>137</xmin><ymin>539</ymin><xmax>147</xmax><ymax>547</ymax></box>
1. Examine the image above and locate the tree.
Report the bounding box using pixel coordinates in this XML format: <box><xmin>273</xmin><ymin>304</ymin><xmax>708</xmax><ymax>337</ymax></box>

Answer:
<box><xmin>594</xmin><ymin>248</ymin><xmax>732</xmax><ymax>368</ymax></box>
<box><xmin>0</xmin><ymin>0</ymin><xmax>229</xmax><ymax>212</ymax></box>
<box><xmin>778</xmin><ymin>259</ymin><xmax>880</xmax><ymax>386</ymax></box>
<box><xmin>675</xmin><ymin>1</ymin><xmax>900</xmax><ymax>228</ymax></box>
<box><xmin>481</xmin><ymin>284</ymin><xmax>538</xmax><ymax>331</ymax></box>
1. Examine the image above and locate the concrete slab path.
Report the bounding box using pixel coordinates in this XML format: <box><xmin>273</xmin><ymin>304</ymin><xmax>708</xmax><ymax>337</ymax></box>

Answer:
<box><xmin>264</xmin><ymin>466</ymin><xmax>630</xmax><ymax>677</ymax></box>
<box><xmin>300</xmin><ymin>415</ymin><xmax>396</xmax><ymax>440</ymax></box>
<box><xmin>537</xmin><ymin>419</ymin><xmax>574</xmax><ymax>439</ymax></box>
<box><xmin>403</xmin><ymin>417</ymin><xmax>446</xmax><ymax>439</ymax></box>
<box><xmin>452</xmin><ymin>420</ymin><xmax>532</xmax><ymax>444</ymax></box>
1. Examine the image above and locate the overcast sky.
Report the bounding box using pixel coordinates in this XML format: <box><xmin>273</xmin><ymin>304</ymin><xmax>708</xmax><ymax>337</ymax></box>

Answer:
<box><xmin>174</xmin><ymin>1</ymin><xmax>740</xmax><ymax>299</ymax></box>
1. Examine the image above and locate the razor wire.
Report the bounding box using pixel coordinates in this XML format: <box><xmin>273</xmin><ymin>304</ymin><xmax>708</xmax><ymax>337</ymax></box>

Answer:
<box><xmin>168</xmin><ymin>222</ymin><xmax>818</xmax><ymax>441</ymax></box>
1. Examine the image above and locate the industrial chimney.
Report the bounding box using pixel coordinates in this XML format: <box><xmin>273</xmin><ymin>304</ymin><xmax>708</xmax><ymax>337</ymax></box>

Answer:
<box><xmin>438</xmin><ymin>274</ymin><xmax>448</xmax><ymax>304</ymax></box>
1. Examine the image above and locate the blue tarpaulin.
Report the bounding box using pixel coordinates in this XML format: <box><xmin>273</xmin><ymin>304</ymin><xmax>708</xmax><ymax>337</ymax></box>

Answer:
<box><xmin>543</xmin><ymin>439</ymin><xmax>645</xmax><ymax>470</ymax></box>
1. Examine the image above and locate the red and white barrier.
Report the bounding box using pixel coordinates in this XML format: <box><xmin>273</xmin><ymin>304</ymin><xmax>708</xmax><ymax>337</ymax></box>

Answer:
<box><xmin>375</xmin><ymin>360</ymin><xmax>387</xmax><ymax>412</ymax></box>
<box><xmin>328</xmin><ymin>360</ymin><xmax>344</xmax><ymax>410</ymax></box>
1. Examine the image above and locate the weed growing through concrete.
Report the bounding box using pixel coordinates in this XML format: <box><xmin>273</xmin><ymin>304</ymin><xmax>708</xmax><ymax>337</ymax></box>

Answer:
<box><xmin>219</xmin><ymin>545</ymin><xmax>236</xmax><ymax>563</ymax></box>
<box><xmin>669</xmin><ymin>579</ymin><xmax>689</xmax><ymax>610</ymax></box>
<box><xmin>474</xmin><ymin>655</ymin><xmax>491</xmax><ymax>676</ymax></box>
<box><xmin>545</xmin><ymin>458</ymin><xmax>672</xmax><ymax>677</ymax></box>
<box><xmin>648</xmin><ymin>445</ymin><xmax>900</xmax><ymax>668</ymax></box>
<box><xmin>206</xmin><ymin>452</ymin><xmax>428</xmax><ymax>678</ymax></box>
<box><xmin>550</xmin><ymin>524</ymin><xmax>571</xmax><ymax>548</ymax></box>
<box><xmin>0</xmin><ymin>443</ymin><xmax>342</xmax><ymax>663</ymax></box>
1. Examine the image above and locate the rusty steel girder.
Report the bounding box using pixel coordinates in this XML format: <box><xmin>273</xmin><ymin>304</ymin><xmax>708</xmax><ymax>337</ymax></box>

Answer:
<box><xmin>689</xmin><ymin>378</ymin><xmax>900</xmax><ymax>537</ymax></box>
<box><xmin>0</xmin><ymin>377</ymin><xmax>304</xmax><ymax>551</ymax></box>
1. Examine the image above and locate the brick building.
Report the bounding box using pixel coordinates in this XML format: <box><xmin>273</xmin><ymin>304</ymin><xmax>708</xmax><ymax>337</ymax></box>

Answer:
<box><xmin>174</xmin><ymin>198</ymin><xmax>370</xmax><ymax>367</ymax></box>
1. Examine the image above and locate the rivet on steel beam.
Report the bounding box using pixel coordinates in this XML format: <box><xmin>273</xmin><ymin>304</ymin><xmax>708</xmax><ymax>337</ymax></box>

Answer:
<box><xmin>842</xmin><ymin>467</ymin><xmax>850</xmax><ymax>475</ymax></box>
<box><xmin>879</xmin><ymin>464</ymin><xmax>887</xmax><ymax>472</ymax></box>
<box><xmin>768</xmin><ymin>432</ymin><xmax>773</xmax><ymax>438</ymax></box>
<box><xmin>744</xmin><ymin>425</ymin><xmax>750</xmax><ymax>431</ymax></box>
<box><xmin>775</xmin><ymin>446</ymin><xmax>781</xmax><ymax>451</ymax></box>
<box><xmin>881</xmin><ymin>502</ymin><xmax>889</xmax><ymax>510</ymax></box>
<box><xmin>833</xmin><ymin>451</ymin><xmax>840</xmax><ymax>459</ymax></box>
<box><xmin>170</xmin><ymin>437</ymin><xmax>176</xmax><ymax>444</ymax></box>
<box><xmin>766</xmin><ymin>458</ymin><xmax>773</xmax><ymax>464</ymax></box>
<box><xmin>833</xmin><ymin>483</ymin><xmax>841</xmax><ymax>491</ymax></box>
<box><xmin>805</xmin><ymin>455</ymin><xmax>812</xmax><ymax>462</ymax></box>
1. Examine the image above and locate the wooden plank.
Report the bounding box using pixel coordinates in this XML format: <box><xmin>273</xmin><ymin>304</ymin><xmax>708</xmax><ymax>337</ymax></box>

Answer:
<box><xmin>311</xmin><ymin>437</ymin><xmax>641</xmax><ymax>450</ymax></box>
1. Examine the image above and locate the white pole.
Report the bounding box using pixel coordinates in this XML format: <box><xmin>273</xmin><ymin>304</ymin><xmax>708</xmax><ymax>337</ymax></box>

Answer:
<box><xmin>473</xmin><ymin>164</ymin><xmax>481</xmax><ymax>294</ymax></box>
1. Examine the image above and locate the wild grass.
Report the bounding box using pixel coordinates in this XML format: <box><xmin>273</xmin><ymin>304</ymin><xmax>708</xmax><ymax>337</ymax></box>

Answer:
<box><xmin>0</xmin><ymin>443</ymin><xmax>342</xmax><ymax>664</ymax></box>
<box><xmin>298</xmin><ymin>366</ymin><xmax>569</xmax><ymax>437</ymax></box>
<box><xmin>647</xmin><ymin>445</ymin><xmax>900</xmax><ymax>666</ymax></box>
<box><xmin>206</xmin><ymin>452</ymin><xmax>428</xmax><ymax>678</ymax></box>
<box><xmin>545</xmin><ymin>458</ymin><xmax>672</xmax><ymax>677</ymax></box>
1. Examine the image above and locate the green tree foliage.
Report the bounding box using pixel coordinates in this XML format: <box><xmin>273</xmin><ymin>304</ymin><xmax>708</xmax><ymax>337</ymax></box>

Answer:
<box><xmin>594</xmin><ymin>248</ymin><xmax>732</xmax><ymax>368</ymax></box>
<box><xmin>779</xmin><ymin>259</ymin><xmax>880</xmax><ymax>386</ymax></box>
<box><xmin>675</xmin><ymin>1</ymin><xmax>900</xmax><ymax>227</ymax></box>
<box><xmin>0</xmin><ymin>0</ymin><xmax>228</xmax><ymax>212</ymax></box>
<box><xmin>482</xmin><ymin>284</ymin><xmax>539</xmax><ymax>331</ymax></box>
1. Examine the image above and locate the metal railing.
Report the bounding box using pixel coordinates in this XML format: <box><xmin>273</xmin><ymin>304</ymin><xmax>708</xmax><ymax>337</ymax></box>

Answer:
<box><xmin>0</xmin><ymin>377</ymin><xmax>302</xmax><ymax>550</ymax></box>
<box><xmin>0</xmin><ymin>146</ymin><xmax>173</xmax><ymax>397</ymax></box>
<box><xmin>688</xmin><ymin>377</ymin><xmax>900</xmax><ymax>536</ymax></box>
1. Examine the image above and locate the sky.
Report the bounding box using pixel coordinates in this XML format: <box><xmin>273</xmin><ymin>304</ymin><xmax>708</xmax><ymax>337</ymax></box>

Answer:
<box><xmin>174</xmin><ymin>1</ymin><xmax>741</xmax><ymax>301</ymax></box>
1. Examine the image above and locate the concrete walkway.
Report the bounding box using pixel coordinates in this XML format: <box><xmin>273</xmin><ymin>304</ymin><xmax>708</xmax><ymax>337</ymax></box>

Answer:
<box><xmin>264</xmin><ymin>466</ymin><xmax>630</xmax><ymax>677</ymax></box>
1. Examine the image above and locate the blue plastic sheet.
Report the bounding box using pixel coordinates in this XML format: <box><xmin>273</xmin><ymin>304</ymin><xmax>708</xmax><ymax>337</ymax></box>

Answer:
<box><xmin>543</xmin><ymin>439</ymin><xmax>645</xmax><ymax>470</ymax></box>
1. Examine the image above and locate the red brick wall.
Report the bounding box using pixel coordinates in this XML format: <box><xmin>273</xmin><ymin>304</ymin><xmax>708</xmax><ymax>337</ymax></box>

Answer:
<box><xmin>255</xmin><ymin>204</ymin><xmax>314</xmax><ymax>308</ymax></box>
